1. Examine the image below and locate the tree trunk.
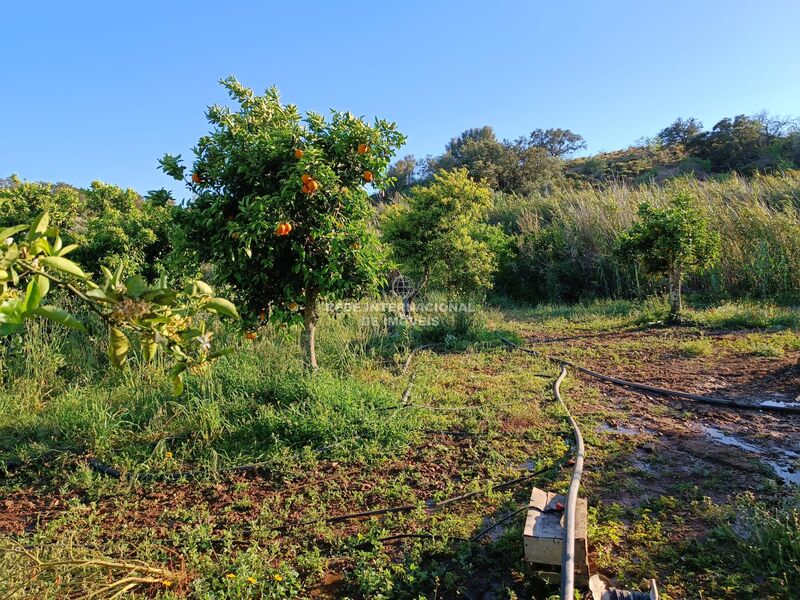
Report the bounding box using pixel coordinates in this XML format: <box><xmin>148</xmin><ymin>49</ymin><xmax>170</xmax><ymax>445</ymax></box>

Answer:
<box><xmin>402</xmin><ymin>270</ymin><xmax>429</xmax><ymax>321</ymax></box>
<box><xmin>302</xmin><ymin>287</ymin><xmax>319</xmax><ymax>371</ymax></box>
<box><xmin>668</xmin><ymin>264</ymin><xmax>682</xmax><ymax>321</ymax></box>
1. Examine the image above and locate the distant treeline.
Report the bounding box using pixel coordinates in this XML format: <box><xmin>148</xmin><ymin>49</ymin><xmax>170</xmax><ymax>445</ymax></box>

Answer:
<box><xmin>380</xmin><ymin>113</ymin><xmax>800</xmax><ymax>303</ymax></box>
<box><xmin>383</xmin><ymin>113</ymin><xmax>800</xmax><ymax>198</ymax></box>
<box><xmin>4</xmin><ymin>111</ymin><xmax>800</xmax><ymax>304</ymax></box>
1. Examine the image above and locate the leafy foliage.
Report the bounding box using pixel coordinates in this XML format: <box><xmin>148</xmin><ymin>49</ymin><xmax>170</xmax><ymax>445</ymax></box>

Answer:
<box><xmin>160</xmin><ymin>77</ymin><xmax>404</xmax><ymax>368</ymax></box>
<box><xmin>617</xmin><ymin>192</ymin><xmax>719</xmax><ymax>277</ymax></box>
<box><xmin>423</xmin><ymin>126</ymin><xmax>566</xmax><ymax>194</ymax></box>
<box><xmin>0</xmin><ymin>177</ymin><xmax>175</xmax><ymax>278</ymax></box>
<box><xmin>381</xmin><ymin>169</ymin><xmax>503</xmax><ymax>303</ymax></box>
<box><xmin>524</xmin><ymin>127</ymin><xmax>587</xmax><ymax>157</ymax></box>
<box><xmin>618</xmin><ymin>191</ymin><xmax>719</xmax><ymax>317</ymax></box>
<box><xmin>0</xmin><ymin>212</ymin><xmax>238</xmax><ymax>393</ymax></box>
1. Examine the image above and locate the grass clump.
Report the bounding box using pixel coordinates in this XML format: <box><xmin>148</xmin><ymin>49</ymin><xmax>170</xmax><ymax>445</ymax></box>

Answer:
<box><xmin>0</xmin><ymin>308</ymin><xmax>422</xmax><ymax>476</ymax></box>
<box><xmin>679</xmin><ymin>337</ymin><xmax>714</xmax><ymax>358</ymax></box>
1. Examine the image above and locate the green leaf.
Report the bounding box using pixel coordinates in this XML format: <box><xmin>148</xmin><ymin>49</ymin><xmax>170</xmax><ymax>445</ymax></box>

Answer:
<box><xmin>57</xmin><ymin>244</ymin><xmax>79</xmax><ymax>257</ymax></box>
<box><xmin>112</xmin><ymin>262</ymin><xmax>124</xmax><ymax>287</ymax></box>
<box><xmin>142</xmin><ymin>337</ymin><xmax>159</xmax><ymax>363</ymax></box>
<box><xmin>142</xmin><ymin>289</ymin><xmax>177</xmax><ymax>305</ymax></box>
<box><xmin>0</xmin><ymin>225</ymin><xmax>27</xmax><ymax>243</ymax></box>
<box><xmin>0</xmin><ymin>298</ymin><xmax>25</xmax><ymax>335</ymax></box>
<box><xmin>207</xmin><ymin>347</ymin><xmax>234</xmax><ymax>360</ymax></box>
<box><xmin>33</xmin><ymin>305</ymin><xmax>86</xmax><ymax>331</ymax></box>
<box><xmin>0</xmin><ymin>245</ymin><xmax>19</xmax><ymax>269</ymax></box>
<box><xmin>124</xmin><ymin>275</ymin><xmax>147</xmax><ymax>298</ymax></box>
<box><xmin>86</xmin><ymin>288</ymin><xmax>112</xmax><ymax>302</ymax></box>
<box><xmin>24</xmin><ymin>275</ymin><xmax>50</xmax><ymax>313</ymax></box>
<box><xmin>169</xmin><ymin>363</ymin><xmax>188</xmax><ymax>396</ymax></box>
<box><xmin>205</xmin><ymin>297</ymin><xmax>239</xmax><ymax>319</ymax></box>
<box><xmin>195</xmin><ymin>280</ymin><xmax>214</xmax><ymax>295</ymax></box>
<box><xmin>26</xmin><ymin>213</ymin><xmax>50</xmax><ymax>240</ymax></box>
<box><xmin>108</xmin><ymin>327</ymin><xmax>130</xmax><ymax>369</ymax></box>
<box><xmin>39</xmin><ymin>256</ymin><xmax>88</xmax><ymax>279</ymax></box>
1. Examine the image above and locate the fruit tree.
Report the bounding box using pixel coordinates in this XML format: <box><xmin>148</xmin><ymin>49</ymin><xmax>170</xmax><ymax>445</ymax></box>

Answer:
<box><xmin>617</xmin><ymin>191</ymin><xmax>719</xmax><ymax>320</ymax></box>
<box><xmin>381</xmin><ymin>168</ymin><xmax>499</xmax><ymax>316</ymax></box>
<box><xmin>160</xmin><ymin>77</ymin><xmax>405</xmax><ymax>369</ymax></box>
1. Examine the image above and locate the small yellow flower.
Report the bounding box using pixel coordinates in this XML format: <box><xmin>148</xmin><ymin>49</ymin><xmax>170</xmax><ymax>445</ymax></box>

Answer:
<box><xmin>225</xmin><ymin>573</ymin><xmax>236</xmax><ymax>580</ymax></box>
<box><xmin>165</xmin><ymin>451</ymin><xmax>173</xmax><ymax>459</ymax></box>
<box><xmin>162</xmin><ymin>579</ymin><xmax>173</xmax><ymax>587</ymax></box>
<box><xmin>273</xmin><ymin>574</ymin><xmax>284</xmax><ymax>582</ymax></box>
<box><xmin>247</xmin><ymin>576</ymin><xmax>257</xmax><ymax>584</ymax></box>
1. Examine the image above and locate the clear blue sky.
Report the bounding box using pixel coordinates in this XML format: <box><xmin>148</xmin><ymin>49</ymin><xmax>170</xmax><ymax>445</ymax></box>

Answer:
<box><xmin>3</xmin><ymin>0</ymin><xmax>799</xmax><ymax>196</ymax></box>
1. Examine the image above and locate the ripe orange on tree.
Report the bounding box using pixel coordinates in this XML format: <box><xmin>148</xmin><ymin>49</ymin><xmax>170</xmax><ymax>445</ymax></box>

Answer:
<box><xmin>192</xmin><ymin>172</ymin><xmax>203</xmax><ymax>184</ymax></box>
<box><xmin>357</xmin><ymin>143</ymin><xmax>369</xmax><ymax>154</ymax></box>
<box><xmin>159</xmin><ymin>77</ymin><xmax>405</xmax><ymax>370</ymax></box>
<box><xmin>294</xmin><ymin>149</ymin><xmax>304</xmax><ymax>159</ymax></box>
<box><xmin>363</xmin><ymin>170</ymin><xmax>374</xmax><ymax>182</ymax></box>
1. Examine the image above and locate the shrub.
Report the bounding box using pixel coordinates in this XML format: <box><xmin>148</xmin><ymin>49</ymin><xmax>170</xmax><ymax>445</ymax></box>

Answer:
<box><xmin>491</xmin><ymin>172</ymin><xmax>800</xmax><ymax>305</ymax></box>
<box><xmin>381</xmin><ymin>169</ymin><xmax>505</xmax><ymax>315</ymax></box>
<box><xmin>0</xmin><ymin>177</ymin><xmax>175</xmax><ymax>279</ymax></box>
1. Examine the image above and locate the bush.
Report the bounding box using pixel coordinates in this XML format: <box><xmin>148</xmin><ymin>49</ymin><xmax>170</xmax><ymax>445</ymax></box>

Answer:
<box><xmin>0</xmin><ymin>177</ymin><xmax>176</xmax><ymax>279</ymax></box>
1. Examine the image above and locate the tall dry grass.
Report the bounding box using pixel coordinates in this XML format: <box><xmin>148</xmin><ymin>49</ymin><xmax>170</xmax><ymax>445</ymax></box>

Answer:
<box><xmin>492</xmin><ymin>171</ymin><xmax>800</xmax><ymax>302</ymax></box>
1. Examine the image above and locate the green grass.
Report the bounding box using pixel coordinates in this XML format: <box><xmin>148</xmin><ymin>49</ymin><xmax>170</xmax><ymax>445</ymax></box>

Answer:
<box><xmin>679</xmin><ymin>337</ymin><xmax>714</xmax><ymax>358</ymax></box>
<box><xmin>1</xmin><ymin>297</ymin><xmax>799</xmax><ymax>599</ymax></box>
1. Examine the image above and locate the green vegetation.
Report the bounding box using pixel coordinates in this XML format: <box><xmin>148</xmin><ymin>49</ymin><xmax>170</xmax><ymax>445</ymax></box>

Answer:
<box><xmin>381</xmin><ymin>169</ymin><xmax>505</xmax><ymax>315</ymax></box>
<box><xmin>2</xmin><ymin>300</ymin><xmax>798</xmax><ymax>599</ymax></box>
<box><xmin>159</xmin><ymin>77</ymin><xmax>404</xmax><ymax>370</ymax></box>
<box><xmin>488</xmin><ymin>172</ymin><xmax>800</xmax><ymax>306</ymax></box>
<box><xmin>0</xmin><ymin>177</ymin><xmax>175</xmax><ymax>279</ymax></box>
<box><xmin>617</xmin><ymin>191</ymin><xmax>719</xmax><ymax>319</ymax></box>
<box><xmin>2</xmin><ymin>81</ymin><xmax>799</xmax><ymax>599</ymax></box>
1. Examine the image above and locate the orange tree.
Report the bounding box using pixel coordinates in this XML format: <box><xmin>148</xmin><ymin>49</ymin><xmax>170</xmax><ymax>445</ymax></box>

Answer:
<box><xmin>160</xmin><ymin>77</ymin><xmax>404</xmax><ymax>369</ymax></box>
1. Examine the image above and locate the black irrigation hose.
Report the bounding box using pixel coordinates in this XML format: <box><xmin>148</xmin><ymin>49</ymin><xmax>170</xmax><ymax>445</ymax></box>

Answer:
<box><xmin>501</xmin><ymin>338</ymin><xmax>800</xmax><ymax>415</ymax></box>
<box><xmin>503</xmin><ymin>332</ymin><xmax>800</xmax><ymax>599</ymax></box>
<box><xmin>77</xmin><ymin>339</ymin><xmax>569</xmax><ymax>574</ymax></box>
<box><xmin>270</xmin><ymin>458</ymin><xmax>567</xmax><ymax>533</ymax></box>
<box><xmin>368</xmin><ymin>503</ymin><xmax>532</xmax><ymax>549</ymax></box>
<box><xmin>469</xmin><ymin>504</ymin><xmax>530</xmax><ymax>542</ymax></box>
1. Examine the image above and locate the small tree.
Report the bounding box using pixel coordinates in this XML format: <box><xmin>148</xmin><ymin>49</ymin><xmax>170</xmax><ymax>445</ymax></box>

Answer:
<box><xmin>160</xmin><ymin>77</ymin><xmax>404</xmax><ymax>370</ymax></box>
<box><xmin>0</xmin><ymin>213</ymin><xmax>238</xmax><ymax>394</ymax></box>
<box><xmin>618</xmin><ymin>191</ymin><xmax>719</xmax><ymax>320</ymax></box>
<box><xmin>381</xmin><ymin>169</ymin><xmax>499</xmax><ymax>316</ymax></box>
